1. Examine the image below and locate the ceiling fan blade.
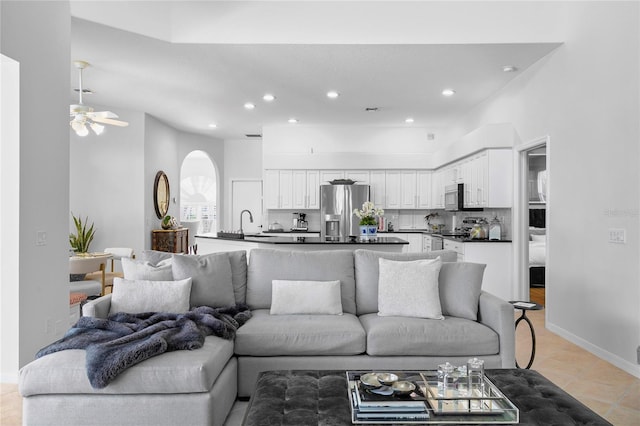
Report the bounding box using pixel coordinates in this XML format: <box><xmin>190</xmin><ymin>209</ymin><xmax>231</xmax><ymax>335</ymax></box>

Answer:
<box><xmin>90</xmin><ymin>110</ymin><xmax>119</xmax><ymax>119</ymax></box>
<box><xmin>91</xmin><ymin>116</ymin><xmax>129</xmax><ymax>127</ymax></box>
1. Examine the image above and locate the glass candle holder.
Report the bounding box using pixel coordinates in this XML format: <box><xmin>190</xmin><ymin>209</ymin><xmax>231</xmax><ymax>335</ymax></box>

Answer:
<box><xmin>437</xmin><ymin>362</ymin><xmax>455</xmax><ymax>396</ymax></box>
<box><xmin>467</xmin><ymin>357</ymin><xmax>485</xmax><ymax>397</ymax></box>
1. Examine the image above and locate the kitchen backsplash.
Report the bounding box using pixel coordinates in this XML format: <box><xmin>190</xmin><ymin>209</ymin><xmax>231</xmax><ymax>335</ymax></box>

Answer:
<box><xmin>265</xmin><ymin>208</ymin><xmax>512</xmax><ymax>239</ymax></box>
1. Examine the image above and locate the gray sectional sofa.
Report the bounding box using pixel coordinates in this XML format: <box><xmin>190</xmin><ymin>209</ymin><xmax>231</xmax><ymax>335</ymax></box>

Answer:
<box><xmin>19</xmin><ymin>248</ymin><xmax>515</xmax><ymax>426</ymax></box>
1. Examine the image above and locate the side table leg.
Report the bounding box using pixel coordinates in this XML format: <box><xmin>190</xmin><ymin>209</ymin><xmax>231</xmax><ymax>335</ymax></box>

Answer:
<box><xmin>515</xmin><ymin>310</ymin><xmax>536</xmax><ymax>369</ymax></box>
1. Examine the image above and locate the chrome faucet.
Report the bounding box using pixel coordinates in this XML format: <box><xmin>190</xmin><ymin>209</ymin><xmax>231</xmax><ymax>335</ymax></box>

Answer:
<box><xmin>240</xmin><ymin>209</ymin><xmax>253</xmax><ymax>234</ymax></box>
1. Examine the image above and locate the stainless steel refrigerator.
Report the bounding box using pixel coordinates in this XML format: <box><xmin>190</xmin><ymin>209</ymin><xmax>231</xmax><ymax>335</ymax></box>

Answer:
<box><xmin>320</xmin><ymin>184</ymin><xmax>370</xmax><ymax>241</ymax></box>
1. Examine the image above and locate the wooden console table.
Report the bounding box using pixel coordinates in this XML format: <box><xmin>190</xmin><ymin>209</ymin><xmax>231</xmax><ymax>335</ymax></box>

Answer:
<box><xmin>151</xmin><ymin>228</ymin><xmax>188</xmax><ymax>254</ymax></box>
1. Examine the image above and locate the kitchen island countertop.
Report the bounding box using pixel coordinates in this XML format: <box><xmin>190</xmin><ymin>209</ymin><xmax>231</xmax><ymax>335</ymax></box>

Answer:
<box><xmin>197</xmin><ymin>234</ymin><xmax>408</xmax><ymax>245</ymax></box>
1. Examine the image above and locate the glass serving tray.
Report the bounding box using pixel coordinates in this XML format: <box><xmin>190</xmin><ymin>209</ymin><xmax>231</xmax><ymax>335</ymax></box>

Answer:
<box><xmin>347</xmin><ymin>371</ymin><xmax>519</xmax><ymax>424</ymax></box>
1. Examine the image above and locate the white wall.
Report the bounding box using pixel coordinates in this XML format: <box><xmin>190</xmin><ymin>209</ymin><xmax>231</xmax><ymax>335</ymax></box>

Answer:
<box><xmin>144</xmin><ymin>116</ymin><xmax>180</xmax><ymax>248</ymax></box>
<box><xmin>70</xmin><ymin>105</ymin><xmax>146</xmax><ymax>259</ymax></box>
<box><xmin>176</xmin><ymin>130</ymin><xmax>226</xmax><ymax>230</ymax></box>
<box><xmin>0</xmin><ymin>54</ymin><xmax>20</xmax><ymax>381</ymax></box>
<box><xmin>1</xmin><ymin>1</ymin><xmax>71</xmax><ymax>374</ymax></box>
<box><xmin>448</xmin><ymin>2</ymin><xmax>640</xmax><ymax>376</ymax></box>
<box><xmin>223</xmin><ymin>139</ymin><xmax>262</xmax><ymax>230</ymax></box>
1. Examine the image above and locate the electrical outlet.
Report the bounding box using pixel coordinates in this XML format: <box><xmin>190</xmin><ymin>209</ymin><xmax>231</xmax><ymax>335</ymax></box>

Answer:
<box><xmin>608</xmin><ymin>228</ymin><xmax>626</xmax><ymax>244</ymax></box>
<box><xmin>36</xmin><ymin>231</ymin><xmax>47</xmax><ymax>246</ymax></box>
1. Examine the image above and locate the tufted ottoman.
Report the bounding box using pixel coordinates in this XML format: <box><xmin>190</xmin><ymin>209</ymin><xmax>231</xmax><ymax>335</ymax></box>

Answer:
<box><xmin>243</xmin><ymin>369</ymin><xmax>612</xmax><ymax>426</ymax></box>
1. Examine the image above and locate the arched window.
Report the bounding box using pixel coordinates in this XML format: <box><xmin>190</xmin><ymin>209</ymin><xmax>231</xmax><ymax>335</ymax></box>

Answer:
<box><xmin>180</xmin><ymin>150</ymin><xmax>217</xmax><ymax>234</ymax></box>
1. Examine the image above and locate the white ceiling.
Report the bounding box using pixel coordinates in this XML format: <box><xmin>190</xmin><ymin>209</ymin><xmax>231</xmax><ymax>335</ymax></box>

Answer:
<box><xmin>70</xmin><ymin>2</ymin><xmax>560</xmax><ymax>140</ymax></box>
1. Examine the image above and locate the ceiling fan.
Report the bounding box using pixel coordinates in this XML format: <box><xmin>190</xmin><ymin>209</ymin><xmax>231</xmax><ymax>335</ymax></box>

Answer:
<box><xmin>70</xmin><ymin>60</ymin><xmax>128</xmax><ymax>136</ymax></box>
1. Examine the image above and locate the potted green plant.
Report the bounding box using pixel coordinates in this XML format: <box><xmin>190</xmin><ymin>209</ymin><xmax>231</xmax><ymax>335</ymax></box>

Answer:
<box><xmin>69</xmin><ymin>213</ymin><xmax>95</xmax><ymax>254</ymax></box>
<box><xmin>353</xmin><ymin>201</ymin><xmax>384</xmax><ymax>239</ymax></box>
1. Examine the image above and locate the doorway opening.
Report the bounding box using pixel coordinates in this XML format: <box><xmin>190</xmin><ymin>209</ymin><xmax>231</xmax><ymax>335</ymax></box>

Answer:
<box><xmin>180</xmin><ymin>150</ymin><xmax>218</xmax><ymax>235</ymax></box>
<box><xmin>515</xmin><ymin>137</ymin><xmax>549</xmax><ymax>307</ymax></box>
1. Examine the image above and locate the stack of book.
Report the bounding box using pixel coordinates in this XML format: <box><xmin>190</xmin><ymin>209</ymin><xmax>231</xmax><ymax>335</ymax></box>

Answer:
<box><xmin>346</xmin><ymin>371</ymin><xmax>430</xmax><ymax>424</ymax></box>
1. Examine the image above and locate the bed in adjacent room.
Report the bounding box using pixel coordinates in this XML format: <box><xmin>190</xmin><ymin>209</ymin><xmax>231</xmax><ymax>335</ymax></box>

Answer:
<box><xmin>529</xmin><ymin>209</ymin><xmax>546</xmax><ymax>287</ymax></box>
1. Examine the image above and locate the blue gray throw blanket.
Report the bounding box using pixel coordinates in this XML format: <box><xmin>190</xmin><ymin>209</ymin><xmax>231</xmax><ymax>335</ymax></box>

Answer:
<box><xmin>36</xmin><ymin>304</ymin><xmax>251</xmax><ymax>389</ymax></box>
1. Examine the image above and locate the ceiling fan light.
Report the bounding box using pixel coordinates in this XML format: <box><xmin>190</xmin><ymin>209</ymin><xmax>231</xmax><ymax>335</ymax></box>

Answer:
<box><xmin>90</xmin><ymin>122</ymin><xmax>105</xmax><ymax>135</ymax></box>
<box><xmin>74</xmin><ymin>122</ymin><xmax>89</xmax><ymax>137</ymax></box>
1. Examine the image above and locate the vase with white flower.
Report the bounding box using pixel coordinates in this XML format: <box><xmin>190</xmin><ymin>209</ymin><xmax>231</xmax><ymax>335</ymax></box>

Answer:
<box><xmin>353</xmin><ymin>201</ymin><xmax>384</xmax><ymax>239</ymax></box>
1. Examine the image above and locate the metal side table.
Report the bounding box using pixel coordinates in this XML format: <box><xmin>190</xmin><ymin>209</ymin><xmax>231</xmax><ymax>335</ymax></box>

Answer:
<box><xmin>509</xmin><ymin>300</ymin><xmax>544</xmax><ymax>369</ymax></box>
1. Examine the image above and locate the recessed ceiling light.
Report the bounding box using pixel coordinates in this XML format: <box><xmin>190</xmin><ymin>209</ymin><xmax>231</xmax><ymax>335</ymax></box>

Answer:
<box><xmin>442</xmin><ymin>89</ymin><xmax>456</xmax><ymax>97</ymax></box>
<box><xmin>244</xmin><ymin>102</ymin><xmax>255</xmax><ymax>110</ymax></box>
<box><xmin>288</xmin><ymin>118</ymin><xmax>298</xmax><ymax>124</ymax></box>
<box><xmin>502</xmin><ymin>65</ymin><xmax>518</xmax><ymax>72</ymax></box>
<box><xmin>326</xmin><ymin>91</ymin><xmax>340</xmax><ymax>99</ymax></box>
<box><xmin>405</xmin><ymin>117</ymin><xmax>414</xmax><ymax>124</ymax></box>
<box><xmin>208</xmin><ymin>123</ymin><xmax>217</xmax><ymax>128</ymax></box>
<box><xmin>263</xmin><ymin>94</ymin><xmax>276</xmax><ymax>102</ymax></box>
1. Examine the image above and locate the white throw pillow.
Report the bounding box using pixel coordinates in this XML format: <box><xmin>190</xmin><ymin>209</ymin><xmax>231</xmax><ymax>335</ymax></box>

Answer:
<box><xmin>109</xmin><ymin>277</ymin><xmax>192</xmax><ymax>315</ymax></box>
<box><xmin>270</xmin><ymin>280</ymin><xmax>343</xmax><ymax>315</ymax></box>
<box><xmin>122</xmin><ymin>257</ymin><xmax>173</xmax><ymax>281</ymax></box>
<box><xmin>377</xmin><ymin>257</ymin><xmax>444</xmax><ymax>319</ymax></box>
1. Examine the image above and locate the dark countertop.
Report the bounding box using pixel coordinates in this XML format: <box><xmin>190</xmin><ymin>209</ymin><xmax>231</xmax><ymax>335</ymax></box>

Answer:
<box><xmin>197</xmin><ymin>235</ymin><xmax>409</xmax><ymax>245</ymax></box>
<box><xmin>437</xmin><ymin>234</ymin><xmax>512</xmax><ymax>243</ymax></box>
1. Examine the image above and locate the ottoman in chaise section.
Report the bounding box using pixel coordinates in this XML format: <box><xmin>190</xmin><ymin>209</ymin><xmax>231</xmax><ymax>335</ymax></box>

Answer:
<box><xmin>19</xmin><ymin>335</ymin><xmax>236</xmax><ymax>426</ymax></box>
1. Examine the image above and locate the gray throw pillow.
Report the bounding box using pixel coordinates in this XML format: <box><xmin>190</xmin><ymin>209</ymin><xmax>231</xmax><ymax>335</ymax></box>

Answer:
<box><xmin>122</xmin><ymin>257</ymin><xmax>173</xmax><ymax>281</ymax></box>
<box><xmin>438</xmin><ymin>262</ymin><xmax>486</xmax><ymax>321</ymax></box>
<box><xmin>171</xmin><ymin>252</ymin><xmax>235</xmax><ymax>308</ymax></box>
<box><xmin>139</xmin><ymin>250</ymin><xmax>173</xmax><ymax>265</ymax></box>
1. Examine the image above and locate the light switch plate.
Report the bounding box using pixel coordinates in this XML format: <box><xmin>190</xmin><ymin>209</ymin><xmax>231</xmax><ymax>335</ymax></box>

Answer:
<box><xmin>608</xmin><ymin>228</ymin><xmax>626</xmax><ymax>244</ymax></box>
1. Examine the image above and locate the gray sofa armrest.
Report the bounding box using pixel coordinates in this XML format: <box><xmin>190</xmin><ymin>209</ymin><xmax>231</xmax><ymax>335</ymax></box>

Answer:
<box><xmin>82</xmin><ymin>294</ymin><xmax>112</xmax><ymax>318</ymax></box>
<box><xmin>477</xmin><ymin>291</ymin><xmax>515</xmax><ymax>368</ymax></box>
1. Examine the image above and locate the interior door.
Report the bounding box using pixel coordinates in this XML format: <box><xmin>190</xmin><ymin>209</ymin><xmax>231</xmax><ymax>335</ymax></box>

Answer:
<box><xmin>231</xmin><ymin>180</ymin><xmax>263</xmax><ymax>234</ymax></box>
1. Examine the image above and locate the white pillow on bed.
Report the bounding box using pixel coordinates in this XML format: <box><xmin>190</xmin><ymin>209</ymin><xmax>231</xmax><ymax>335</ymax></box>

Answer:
<box><xmin>531</xmin><ymin>234</ymin><xmax>546</xmax><ymax>242</ymax></box>
<box><xmin>110</xmin><ymin>277</ymin><xmax>192</xmax><ymax>315</ymax></box>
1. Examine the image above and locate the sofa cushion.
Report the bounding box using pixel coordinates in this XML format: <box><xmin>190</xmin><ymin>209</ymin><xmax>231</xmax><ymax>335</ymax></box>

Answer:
<box><xmin>246</xmin><ymin>249</ymin><xmax>357</xmax><ymax>314</ymax></box>
<box><xmin>122</xmin><ymin>257</ymin><xmax>173</xmax><ymax>281</ymax></box>
<box><xmin>439</xmin><ymin>262</ymin><xmax>486</xmax><ymax>321</ymax></box>
<box><xmin>139</xmin><ymin>249</ymin><xmax>173</xmax><ymax>265</ymax></box>
<box><xmin>359</xmin><ymin>313</ymin><xmax>499</xmax><ymax>356</ymax></box>
<box><xmin>171</xmin><ymin>252</ymin><xmax>235</xmax><ymax>308</ymax></box>
<box><xmin>354</xmin><ymin>249</ymin><xmax>458</xmax><ymax>315</ymax></box>
<box><xmin>109</xmin><ymin>277</ymin><xmax>192</xmax><ymax>315</ymax></box>
<box><xmin>378</xmin><ymin>257</ymin><xmax>443</xmax><ymax>319</ymax></box>
<box><xmin>19</xmin><ymin>335</ymin><xmax>234</xmax><ymax>395</ymax></box>
<box><xmin>227</xmin><ymin>250</ymin><xmax>248</xmax><ymax>304</ymax></box>
<box><xmin>234</xmin><ymin>309</ymin><xmax>365</xmax><ymax>356</ymax></box>
<box><xmin>270</xmin><ymin>280</ymin><xmax>343</xmax><ymax>315</ymax></box>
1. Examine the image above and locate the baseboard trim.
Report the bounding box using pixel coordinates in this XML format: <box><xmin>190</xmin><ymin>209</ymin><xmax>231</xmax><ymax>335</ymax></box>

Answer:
<box><xmin>546</xmin><ymin>321</ymin><xmax>640</xmax><ymax>379</ymax></box>
<box><xmin>0</xmin><ymin>372</ymin><xmax>18</xmax><ymax>384</ymax></box>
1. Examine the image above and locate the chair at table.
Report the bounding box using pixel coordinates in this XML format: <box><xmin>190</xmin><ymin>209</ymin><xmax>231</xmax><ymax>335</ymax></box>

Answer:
<box><xmin>85</xmin><ymin>248</ymin><xmax>135</xmax><ymax>294</ymax></box>
<box><xmin>69</xmin><ymin>254</ymin><xmax>110</xmax><ymax>297</ymax></box>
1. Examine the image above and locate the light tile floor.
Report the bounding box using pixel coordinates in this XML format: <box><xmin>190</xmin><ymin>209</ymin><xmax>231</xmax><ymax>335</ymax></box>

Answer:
<box><xmin>2</xmin><ymin>309</ymin><xmax>639</xmax><ymax>425</ymax></box>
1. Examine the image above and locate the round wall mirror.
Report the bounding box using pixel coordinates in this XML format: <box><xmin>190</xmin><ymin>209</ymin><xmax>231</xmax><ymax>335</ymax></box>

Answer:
<box><xmin>154</xmin><ymin>171</ymin><xmax>170</xmax><ymax>219</ymax></box>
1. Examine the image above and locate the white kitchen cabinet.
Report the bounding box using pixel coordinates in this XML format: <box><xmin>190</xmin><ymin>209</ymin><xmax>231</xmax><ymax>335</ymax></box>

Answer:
<box><xmin>344</xmin><ymin>170</ymin><xmax>370</xmax><ymax>184</ymax></box>
<box><xmin>431</xmin><ymin>170</ymin><xmax>445</xmax><ymax>208</ymax></box>
<box><xmin>306</xmin><ymin>170</ymin><xmax>320</xmax><ymax>209</ymax></box>
<box><xmin>461</xmin><ymin>150</ymin><xmax>511</xmax><ymax>208</ymax></box>
<box><xmin>400</xmin><ymin>170</ymin><xmax>417</xmax><ymax>208</ymax></box>
<box><xmin>485</xmin><ymin>149</ymin><xmax>512</xmax><ymax>208</ymax></box>
<box><xmin>264</xmin><ymin>170</ymin><xmax>281</xmax><ymax>209</ymax></box>
<box><xmin>423</xmin><ymin>234</ymin><xmax>432</xmax><ymax>252</ymax></box>
<box><xmin>443</xmin><ymin>238</ymin><xmax>465</xmax><ymax>262</ymax></box>
<box><xmin>463</xmin><ymin>242</ymin><xmax>513</xmax><ymax>301</ymax></box>
<box><xmin>385</xmin><ymin>171</ymin><xmax>402</xmax><ymax>209</ymax></box>
<box><xmin>416</xmin><ymin>170</ymin><xmax>431</xmax><ymax>209</ymax></box>
<box><xmin>369</xmin><ymin>171</ymin><xmax>386</xmax><ymax>208</ymax></box>
<box><xmin>278</xmin><ymin>170</ymin><xmax>293</xmax><ymax>209</ymax></box>
<box><xmin>392</xmin><ymin>232</ymin><xmax>422</xmax><ymax>253</ymax></box>
<box><xmin>320</xmin><ymin>170</ymin><xmax>344</xmax><ymax>184</ymax></box>
<box><xmin>406</xmin><ymin>233</ymin><xmax>423</xmax><ymax>253</ymax></box>
<box><xmin>291</xmin><ymin>170</ymin><xmax>320</xmax><ymax>209</ymax></box>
